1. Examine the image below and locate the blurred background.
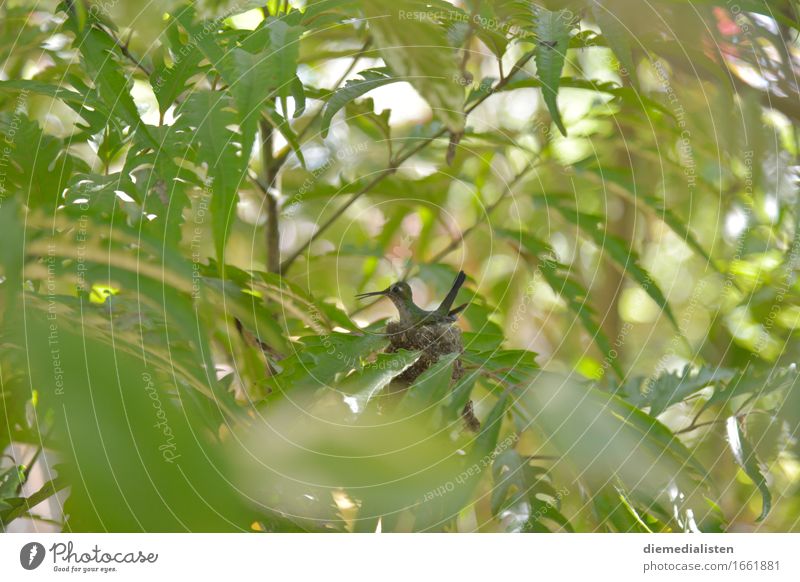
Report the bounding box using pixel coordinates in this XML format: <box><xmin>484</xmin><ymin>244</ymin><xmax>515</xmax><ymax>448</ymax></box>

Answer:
<box><xmin>1</xmin><ymin>0</ymin><xmax>799</xmax><ymax>532</ymax></box>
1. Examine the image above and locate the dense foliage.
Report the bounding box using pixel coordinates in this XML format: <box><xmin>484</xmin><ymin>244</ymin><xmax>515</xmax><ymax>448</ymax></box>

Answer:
<box><xmin>1</xmin><ymin>0</ymin><xmax>799</xmax><ymax>532</ymax></box>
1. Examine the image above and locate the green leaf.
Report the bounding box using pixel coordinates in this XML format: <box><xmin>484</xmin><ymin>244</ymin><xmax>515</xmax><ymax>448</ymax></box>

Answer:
<box><xmin>202</xmin><ymin>277</ymin><xmax>290</xmax><ymax>355</ymax></box>
<box><xmin>726</xmin><ymin>416</ymin><xmax>771</xmax><ymax>521</ymax></box>
<box><xmin>472</xmin><ymin>3</ymin><xmax>509</xmax><ymax>58</ymax></box>
<box><xmin>266</xmin><ymin>17</ymin><xmax>304</xmax><ymax>116</ymax></box>
<box><xmin>219</xmin><ymin>47</ymin><xmax>277</xmax><ymax>156</ymax></box>
<box><xmin>337</xmin><ymin>350</ymin><xmax>421</xmax><ymax>413</ymax></box>
<box><xmin>472</xmin><ymin>395</ymin><xmax>508</xmax><ymax>460</ymax></box>
<box><xmin>0</xmin><ymin>80</ymin><xmax>110</xmax><ymax>129</ymax></box>
<box><xmin>234</xmin><ymin>400</ymin><xmax>467</xmax><ymax>529</ymax></box>
<box><xmin>0</xmin><ymin>465</ymin><xmax>24</xmax><ymax>511</ymax></box>
<box><xmin>0</xmin><ymin>115</ymin><xmax>85</xmax><ymax>209</ymax></box>
<box><xmin>173</xmin><ymin>5</ymin><xmax>225</xmax><ymax>65</ymax></box>
<box><xmin>462</xmin><ymin>350</ymin><xmax>539</xmax><ymax>388</ymax></box>
<box><xmin>400</xmin><ymin>352</ymin><xmax>458</xmax><ymax>415</ymax></box>
<box><xmin>700</xmin><ymin>365</ymin><xmax>798</xmax><ymax>417</ymax></box>
<box><xmin>579</xmin><ymin>166</ymin><xmax>721</xmax><ymax>277</ymax></box>
<box><xmin>252</xmin><ymin>270</ymin><xmax>357</xmax><ymax>331</ymax></box>
<box><xmin>152</xmin><ymin>24</ymin><xmax>205</xmax><ymax>115</ymax></box>
<box><xmin>591</xmin><ymin>5</ymin><xmax>638</xmax><ymax>86</ymax></box>
<box><xmin>0</xmin><ymin>197</ymin><xmax>24</xmax><ymax>309</ymax></box>
<box><xmin>66</xmin><ymin>20</ymin><xmax>155</xmax><ymax>147</ymax></box>
<box><xmin>490</xmin><ymin>449</ymin><xmax>530</xmax><ymax>532</ymax></box>
<box><xmin>593</xmin><ymin>485</ymin><xmax>657</xmax><ymax>533</ymax></box>
<box><xmin>491</xmin><ymin>449</ymin><xmax>573</xmax><ymax>533</ymax></box>
<box><xmin>533</xmin><ymin>8</ymin><xmax>573</xmax><ymax>136</ymax></box>
<box><xmin>179</xmin><ymin>91</ymin><xmax>248</xmax><ymax>263</ymax></box>
<box><xmin>19</xmin><ymin>308</ymin><xmax>250</xmax><ymax>531</ymax></box>
<box><xmin>321</xmin><ymin>68</ymin><xmax>398</xmax><ymax>137</ymax></box>
<box><xmin>441</xmin><ymin>370</ymin><xmax>479</xmax><ymax>425</ymax></box>
<box><xmin>644</xmin><ymin>366</ymin><xmax>735</xmax><ymax>417</ymax></box>
<box><xmin>516</xmin><ymin>373</ymin><xmax>711</xmax><ymax>526</ymax></box>
<box><xmin>358</xmin><ymin>0</ymin><xmax>464</xmax><ymax>132</ymax></box>
<box><xmin>264</xmin><ymin>331</ymin><xmax>388</xmax><ymax>396</ymax></box>
<box><xmin>19</xmin><ymin>217</ymin><xmax>236</xmax><ymax>420</ymax></box>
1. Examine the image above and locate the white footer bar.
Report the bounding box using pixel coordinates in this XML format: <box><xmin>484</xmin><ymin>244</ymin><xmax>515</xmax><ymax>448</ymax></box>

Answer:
<box><xmin>1</xmin><ymin>533</ymin><xmax>797</xmax><ymax>581</ymax></box>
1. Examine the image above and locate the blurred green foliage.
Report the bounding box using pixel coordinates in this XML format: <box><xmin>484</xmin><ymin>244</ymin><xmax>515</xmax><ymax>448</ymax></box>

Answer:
<box><xmin>1</xmin><ymin>0</ymin><xmax>799</xmax><ymax>532</ymax></box>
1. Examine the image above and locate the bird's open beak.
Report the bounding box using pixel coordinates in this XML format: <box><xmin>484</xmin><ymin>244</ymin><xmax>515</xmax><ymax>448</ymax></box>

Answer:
<box><xmin>355</xmin><ymin>289</ymin><xmax>388</xmax><ymax>300</ymax></box>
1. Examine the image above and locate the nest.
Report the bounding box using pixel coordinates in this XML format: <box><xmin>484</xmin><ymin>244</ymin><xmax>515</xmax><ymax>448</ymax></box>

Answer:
<box><xmin>385</xmin><ymin>321</ymin><xmax>479</xmax><ymax>431</ymax></box>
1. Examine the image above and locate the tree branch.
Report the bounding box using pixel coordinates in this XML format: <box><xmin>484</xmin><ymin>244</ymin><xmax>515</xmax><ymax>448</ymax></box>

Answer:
<box><xmin>349</xmin><ymin>161</ymin><xmax>536</xmax><ymax>318</ymax></box>
<box><xmin>279</xmin><ymin>50</ymin><xmax>537</xmax><ymax>274</ymax></box>
<box><xmin>260</xmin><ymin>119</ymin><xmax>281</xmax><ymax>273</ymax></box>
<box><xmin>427</xmin><ymin>164</ymin><xmax>533</xmax><ymax>266</ymax></box>
<box><xmin>300</xmin><ymin>39</ymin><xmax>371</xmax><ymax>143</ymax></box>
<box><xmin>269</xmin><ymin>39</ymin><xmax>372</xmax><ymax>172</ymax></box>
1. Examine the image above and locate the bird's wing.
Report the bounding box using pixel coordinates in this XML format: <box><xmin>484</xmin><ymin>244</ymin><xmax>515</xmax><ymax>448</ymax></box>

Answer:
<box><xmin>438</xmin><ymin>270</ymin><xmax>466</xmax><ymax>314</ymax></box>
<box><xmin>448</xmin><ymin>303</ymin><xmax>468</xmax><ymax>317</ymax></box>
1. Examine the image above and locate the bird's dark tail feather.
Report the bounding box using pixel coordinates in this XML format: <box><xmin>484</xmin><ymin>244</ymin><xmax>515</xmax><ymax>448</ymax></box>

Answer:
<box><xmin>438</xmin><ymin>270</ymin><xmax>466</xmax><ymax>314</ymax></box>
<box><xmin>448</xmin><ymin>303</ymin><xmax>468</xmax><ymax>317</ymax></box>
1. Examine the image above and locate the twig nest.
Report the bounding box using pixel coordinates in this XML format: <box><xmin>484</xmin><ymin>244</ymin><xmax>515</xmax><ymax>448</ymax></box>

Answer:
<box><xmin>383</xmin><ymin>321</ymin><xmax>479</xmax><ymax>431</ymax></box>
<box><xmin>386</xmin><ymin>321</ymin><xmax>464</xmax><ymax>384</ymax></box>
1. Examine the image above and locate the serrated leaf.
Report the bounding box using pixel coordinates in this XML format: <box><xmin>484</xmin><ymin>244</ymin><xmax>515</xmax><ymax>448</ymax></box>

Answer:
<box><xmin>219</xmin><ymin>47</ymin><xmax>277</xmax><ymax>157</ymax></box>
<box><xmin>152</xmin><ymin>27</ymin><xmax>205</xmax><ymax>115</ymax></box>
<box><xmin>700</xmin><ymin>364</ymin><xmax>799</xmax><ymax>417</ymax></box>
<box><xmin>0</xmin><ymin>80</ymin><xmax>110</xmax><ymax>129</ymax></box>
<box><xmin>179</xmin><ymin>91</ymin><xmax>248</xmax><ymax>263</ymax></box>
<box><xmin>359</xmin><ymin>0</ymin><xmax>464</xmax><ymax>132</ymax></box>
<box><xmin>202</xmin><ymin>277</ymin><xmax>290</xmax><ymax>355</ymax></box>
<box><xmin>516</xmin><ymin>373</ymin><xmax>710</xmax><ymax>526</ymax></box>
<box><xmin>264</xmin><ymin>330</ymin><xmax>388</xmax><ymax>396</ymax></box>
<box><xmin>173</xmin><ymin>5</ymin><xmax>225</xmax><ymax>65</ymax></box>
<box><xmin>67</xmin><ymin>21</ymin><xmax>155</xmax><ymax>147</ymax></box>
<box><xmin>492</xmin><ymin>451</ymin><xmax>570</xmax><ymax>533</ymax></box>
<box><xmin>267</xmin><ymin>17</ymin><xmax>304</xmax><ymax>116</ymax></box>
<box><xmin>644</xmin><ymin>366</ymin><xmax>735</xmax><ymax>417</ymax></box>
<box><xmin>0</xmin><ymin>115</ymin><xmax>86</xmax><ymax>209</ymax></box>
<box><xmin>337</xmin><ymin>350</ymin><xmax>421</xmax><ymax>413</ymax></box>
<box><xmin>726</xmin><ymin>416</ymin><xmax>771</xmax><ymax>521</ymax></box>
<box><xmin>534</xmin><ymin>8</ymin><xmax>573</xmax><ymax>136</ymax></box>
<box><xmin>490</xmin><ymin>449</ymin><xmax>530</xmax><ymax>531</ymax></box>
<box><xmin>462</xmin><ymin>349</ymin><xmax>539</xmax><ymax>387</ymax></box>
<box><xmin>321</xmin><ymin>68</ymin><xmax>398</xmax><ymax>137</ymax></box>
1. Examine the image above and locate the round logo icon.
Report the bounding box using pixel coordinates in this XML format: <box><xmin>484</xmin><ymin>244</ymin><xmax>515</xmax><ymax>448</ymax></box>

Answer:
<box><xmin>20</xmin><ymin>542</ymin><xmax>46</xmax><ymax>570</ymax></box>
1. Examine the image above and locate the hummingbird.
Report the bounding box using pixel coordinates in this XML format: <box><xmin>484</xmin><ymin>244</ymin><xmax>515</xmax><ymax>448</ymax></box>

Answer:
<box><xmin>355</xmin><ymin>270</ymin><xmax>468</xmax><ymax>330</ymax></box>
<box><xmin>356</xmin><ymin>271</ymin><xmax>480</xmax><ymax>431</ymax></box>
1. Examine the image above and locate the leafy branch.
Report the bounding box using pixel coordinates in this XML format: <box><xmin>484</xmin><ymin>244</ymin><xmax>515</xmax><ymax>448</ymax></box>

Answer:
<box><xmin>278</xmin><ymin>50</ymin><xmax>537</xmax><ymax>273</ymax></box>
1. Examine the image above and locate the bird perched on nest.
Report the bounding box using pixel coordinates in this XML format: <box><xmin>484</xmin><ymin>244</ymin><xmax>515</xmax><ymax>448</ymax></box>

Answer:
<box><xmin>356</xmin><ymin>271</ymin><xmax>479</xmax><ymax>430</ymax></box>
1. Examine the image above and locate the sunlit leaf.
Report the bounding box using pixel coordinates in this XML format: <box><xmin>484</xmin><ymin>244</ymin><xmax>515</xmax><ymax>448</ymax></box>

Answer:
<box><xmin>321</xmin><ymin>68</ymin><xmax>397</xmax><ymax>137</ymax></box>
<box><xmin>358</xmin><ymin>0</ymin><xmax>465</xmax><ymax>132</ymax></box>
<box><xmin>533</xmin><ymin>8</ymin><xmax>574</xmax><ymax>136</ymax></box>
<box><xmin>726</xmin><ymin>416</ymin><xmax>771</xmax><ymax>521</ymax></box>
